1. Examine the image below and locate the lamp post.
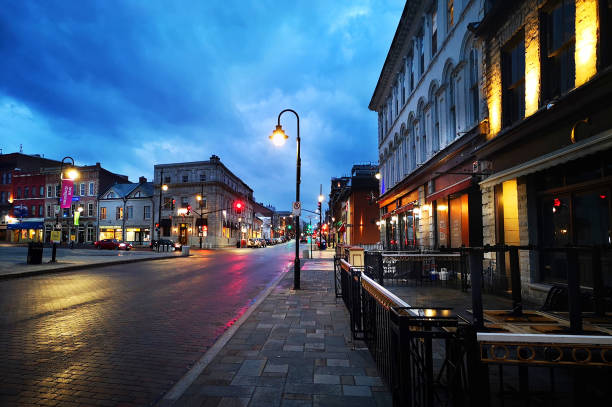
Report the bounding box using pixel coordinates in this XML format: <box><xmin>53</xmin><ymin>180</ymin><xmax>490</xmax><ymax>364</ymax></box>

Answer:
<box><xmin>318</xmin><ymin>189</ymin><xmax>324</xmax><ymax>250</ymax></box>
<box><xmin>196</xmin><ymin>183</ymin><xmax>204</xmax><ymax>249</ymax></box>
<box><xmin>53</xmin><ymin>157</ymin><xmax>79</xmax><ymax>262</ymax></box>
<box><xmin>157</xmin><ymin>168</ymin><xmax>168</xmax><ymax>252</ymax></box>
<box><xmin>270</xmin><ymin>109</ymin><xmax>301</xmax><ymax>289</ymax></box>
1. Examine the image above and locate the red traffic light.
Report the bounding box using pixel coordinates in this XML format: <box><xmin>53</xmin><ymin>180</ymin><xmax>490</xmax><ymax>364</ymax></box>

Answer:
<box><xmin>234</xmin><ymin>201</ymin><xmax>244</xmax><ymax>213</ymax></box>
<box><xmin>155</xmin><ymin>223</ymin><xmax>160</xmax><ymax>228</ymax></box>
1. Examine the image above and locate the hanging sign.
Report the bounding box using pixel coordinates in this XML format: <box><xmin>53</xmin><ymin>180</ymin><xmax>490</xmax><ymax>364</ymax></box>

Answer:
<box><xmin>60</xmin><ymin>180</ymin><xmax>74</xmax><ymax>209</ymax></box>
<box><xmin>74</xmin><ymin>211</ymin><xmax>80</xmax><ymax>226</ymax></box>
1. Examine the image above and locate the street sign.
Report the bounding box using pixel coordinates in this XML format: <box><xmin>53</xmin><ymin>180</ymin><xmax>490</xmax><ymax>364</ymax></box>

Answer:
<box><xmin>50</xmin><ymin>231</ymin><xmax>61</xmax><ymax>243</ymax></box>
<box><xmin>292</xmin><ymin>201</ymin><xmax>301</xmax><ymax>216</ymax></box>
<box><xmin>72</xmin><ymin>196</ymin><xmax>80</xmax><ymax>202</ymax></box>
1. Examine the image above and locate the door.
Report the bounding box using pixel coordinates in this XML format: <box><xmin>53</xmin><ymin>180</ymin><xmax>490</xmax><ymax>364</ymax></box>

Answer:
<box><xmin>179</xmin><ymin>223</ymin><xmax>188</xmax><ymax>245</ymax></box>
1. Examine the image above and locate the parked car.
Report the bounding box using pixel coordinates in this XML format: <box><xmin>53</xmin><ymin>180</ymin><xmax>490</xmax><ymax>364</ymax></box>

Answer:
<box><xmin>94</xmin><ymin>239</ymin><xmax>120</xmax><ymax>250</ymax></box>
<box><xmin>265</xmin><ymin>238</ymin><xmax>273</xmax><ymax>246</ymax></box>
<box><xmin>150</xmin><ymin>239</ymin><xmax>181</xmax><ymax>251</ymax></box>
<box><xmin>257</xmin><ymin>238</ymin><xmax>267</xmax><ymax>247</ymax></box>
<box><xmin>247</xmin><ymin>238</ymin><xmax>260</xmax><ymax>248</ymax></box>
<box><xmin>118</xmin><ymin>242</ymin><xmax>133</xmax><ymax>251</ymax></box>
<box><xmin>299</xmin><ymin>236</ymin><xmax>308</xmax><ymax>243</ymax></box>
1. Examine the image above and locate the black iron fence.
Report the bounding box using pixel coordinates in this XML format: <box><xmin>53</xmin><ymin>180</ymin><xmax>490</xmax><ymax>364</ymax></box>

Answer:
<box><xmin>338</xmin><ymin>252</ymin><xmax>612</xmax><ymax>406</ymax></box>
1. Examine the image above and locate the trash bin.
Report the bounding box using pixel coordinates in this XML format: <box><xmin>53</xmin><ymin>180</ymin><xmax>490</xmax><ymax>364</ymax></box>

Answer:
<box><xmin>181</xmin><ymin>245</ymin><xmax>190</xmax><ymax>256</ymax></box>
<box><xmin>236</xmin><ymin>240</ymin><xmax>241</xmax><ymax>248</ymax></box>
<box><xmin>303</xmin><ymin>249</ymin><xmax>310</xmax><ymax>259</ymax></box>
<box><xmin>27</xmin><ymin>242</ymin><xmax>44</xmax><ymax>265</ymax></box>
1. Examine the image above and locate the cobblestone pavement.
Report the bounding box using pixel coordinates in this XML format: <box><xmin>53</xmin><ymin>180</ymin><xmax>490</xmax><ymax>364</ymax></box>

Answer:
<box><xmin>0</xmin><ymin>244</ymin><xmax>297</xmax><ymax>406</ymax></box>
<box><xmin>175</xmin><ymin>257</ymin><xmax>392</xmax><ymax>407</ymax></box>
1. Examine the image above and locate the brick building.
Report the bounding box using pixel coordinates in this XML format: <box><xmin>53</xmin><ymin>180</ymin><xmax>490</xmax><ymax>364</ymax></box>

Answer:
<box><xmin>0</xmin><ymin>152</ymin><xmax>61</xmax><ymax>241</ymax></box>
<box><xmin>7</xmin><ymin>170</ymin><xmax>46</xmax><ymax>242</ymax></box>
<box><xmin>328</xmin><ymin>164</ymin><xmax>380</xmax><ymax>247</ymax></box>
<box><xmin>43</xmin><ymin>163</ymin><xmax>128</xmax><ymax>244</ymax></box>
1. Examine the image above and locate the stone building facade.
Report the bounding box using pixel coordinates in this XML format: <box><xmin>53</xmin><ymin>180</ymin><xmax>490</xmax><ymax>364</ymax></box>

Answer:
<box><xmin>370</xmin><ymin>0</ymin><xmax>487</xmax><ymax>251</ymax></box>
<box><xmin>153</xmin><ymin>155</ymin><xmax>255</xmax><ymax>248</ymax></box>
<box><xmin>373</xmin><ymin>0</ymin><xmax>612</xmax><ymax>303</ymax></box>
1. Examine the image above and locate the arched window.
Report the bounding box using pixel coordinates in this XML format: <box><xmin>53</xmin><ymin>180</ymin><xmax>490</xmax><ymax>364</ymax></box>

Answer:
<box><xmin>410</xmin><ymin>121</ymin><xmax>417</xmax><ymax>171</ymax></box>
<box><xmin>430</xmin><ymin>84</ymin><xmax>440</xmax><ymax>152</ymax></box>
<box><xmin>468</xmin><ymin>47</ymin><xmax>479</xmax><ymax>125</ymax></box>
<box><xmin>418</xmin><ymin>104</ymin><xmax>427</xmax><ymax>163</ymax></box>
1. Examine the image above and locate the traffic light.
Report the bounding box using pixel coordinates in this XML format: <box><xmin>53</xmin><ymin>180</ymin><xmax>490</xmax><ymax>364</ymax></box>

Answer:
<box><xmin>288</xmin><ymin>225</ymin><xmax>292</xmax><ymax>229</ymax></box>
<box><xmin>318</xmin><ymin>201</ymin><xmax>321</xmax><ymax>213</ymax></box>
<box><xmin>171</xmin><ymin>199</ymin><xmax>176</xmax><ymax>210</ymax></box>
<box><xmin>155</xmin><ymin>223</ymin><xmax>160</xmax><ymax>232</ymax></box>
<box><xmin>234</xmin><ymin>201</ymin><xmax>243</xmax><ymax>214</ymax></box>
<box><xmin>187</xmin><ymin>205</ymin><xmax>192</xmax><ymax>215</ymax></box>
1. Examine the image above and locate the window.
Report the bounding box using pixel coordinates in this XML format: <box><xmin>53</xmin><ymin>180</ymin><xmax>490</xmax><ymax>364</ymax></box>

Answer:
<box><xmin>107</xmin><ymin>192</ymin><xmax>116</xmax><ymax>199</ymax></box>
<box><xmin>87</xmin><ymin>226</ymin><xmax>94</xmax><ymax>242</ymax></box>
<box><xmin>144</xmin><ymin>205</ymin><xmax>151</xmax><ymax>219</ymax></box>
<box><xmin>39</xmin><ymin>205</ymin><xmax>43</xmax><ymax>217</ymax></box>
<box><xmin>182</xmin><ymin>175</ymin><xmax>189</xmax><ymax>183</ymax></box>
<box><xmin>432</xmin><ymin>95</ymin><xmax>440</xmax><ymax>152</ymax></box>
<box><xmin>601</xmin><ymin>0</ymin><xmax>612</xmax><ymax>68</ymax></box>
<box><xmin>502</xmin><ymin>31</ymin><xmax>526</xmax><ymax>127</ymax></box>
<box><xmin>408</xmin><ymin>54</ymin><xmax>414</xmax><ymax>91</ymax></box>
<box><xmin>431</xmin><ymin>8</ymin><xmax>438</xmax><ymax>56</ymax></box>
<box><xmin>40</xmin><ymin>186</ymin><xmax>44</xmax><ymax>197</ymax></box>
<box><xmin>47</xmin><ymin>205</ymin><xmax>52</xmax><ymax>217</ymax></box>
<box><xmin>31</xmin><ymin>205</ymin><xmax>36</xmax><ymax>216</ymax></box>
<box><xmin>127</xmin><ymin>206</ymin><xmax>133</xmax><ymax>220</ymax></box>
<box><xmin>47</xmin><ymin>185</ymin><xmax>52</xmax><ymax>198</ymax></box>
<box><xmin>418</xmin><ymin>32</ymin><xmax>425</xmax><ymax>75</ymax></box>
<box><xmin>0</xmin><ymin>191</ymin><xmax>4</xmax><ymax>203</ymax></box>
<box><xmin>200</xmin><ymin>173</ymin><xmax>206</xmax><ymax>182</ymax></box>
<box><xmin>164</xmin><ymin>176</ymin><xmax>170</xmax><ymax>183</ymax></box>
<box><xmin>447</xmin><ymin>73</ymin><xmax>457</xmax><ymax>144</ymax></box>
<box><xmin>163</xmin><ymin>197</ymin><xmax>173</xmax><ymax>209</ymax></box>
<box><xmin>100</xmin><ymin>207</ymin><xmax>107</xmax><ymax>220</ymax></box>
<box><xmin>181</xmin><ymin>197</ymin><xmax>189</xmax><ymax>207</ymax></box>
<box><xmin>80</xmin><ymin>183</ymin><xmax>86</xmax><ymax>196</ymax></box>
<box><xmin>540</xmin><ymin>0</ymin><xmax>575</xmax><ymax>102</ymax></box>
<box><xmin>468</xmin><ymin>48</ymin><xmax>479</xmax><ymax>125</ymax></box>
<box><xmin>16</xmin><ymin>187</ymin><xmax>21</xmax><ymax>199</ymax></box>
<box><xmin>88</xmin><ymin>203</ymin><xmax>94</xmax><ymax>217</ymax></box>
<box><xmin>24</xmin><ymin>187</ymin><xmax>29</xmax><ymax>198</ymax></box>
<box><xmin>89</xmin><ymin>182</ymin><xmax>94</xmax><ymax>196</ymax></box>
<box><xmin>7</xmin><ymin>173</ymin><xmax>11</xmax><ymax>183</ymax></box>
<box><xmin>401</xmin><ymin>73</ymin><xmax>406</xmax><ymax>104</ymax></box>
<box><xmin>116</xmin><ymin>207</ymin><xmax>123</xmax><ymax>220</ymax></box>
<box><xmin>55</xmin><ymin>185</ymin><xmax>60</xmax><ymax>197</ymax></box>
<box><xmin>447</xmin><ymin>0</ymin><xmax>454</xmax><ymax>30</ymax></box>
<box><xmin>1</xmin><ymin>173</ymin><xmax>4</xmax><ymax>184</ymax></box>
<box><xmin>418</xmin><ymin>108</ymin><xmax>427</xmax><ymax>163</ymax></box>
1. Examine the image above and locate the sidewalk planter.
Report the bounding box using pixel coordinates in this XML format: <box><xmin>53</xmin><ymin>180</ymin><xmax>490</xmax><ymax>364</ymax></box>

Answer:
<box><xmin>181</xmin><ymin>246</ymin><xmax>190</xmax><ymax>256</ymax></box>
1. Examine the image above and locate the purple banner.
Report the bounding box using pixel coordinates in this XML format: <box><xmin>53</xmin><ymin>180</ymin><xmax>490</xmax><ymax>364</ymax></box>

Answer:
<box><xmin>60</xmin><ymin>180</ymin><xmax>74</xmax><ymax>209</ymax></box>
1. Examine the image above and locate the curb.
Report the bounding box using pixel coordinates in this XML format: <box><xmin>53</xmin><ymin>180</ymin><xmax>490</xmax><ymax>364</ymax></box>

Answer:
<box><xmin>156</xmin><ymin>262</ymin><xmax>292</xmax><ymax>406</ymax></box>
<box><xmin>0</xmin><ymin>254</ymin><xmax>182</xmax><ymax>280</ymax></box>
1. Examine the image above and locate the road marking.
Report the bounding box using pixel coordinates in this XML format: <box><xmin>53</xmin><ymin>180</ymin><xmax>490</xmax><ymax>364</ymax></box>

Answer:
<box><xmin>157</xmin><ymin>262</ymin><xmax>291</xmax><ymax>406</ymax></box>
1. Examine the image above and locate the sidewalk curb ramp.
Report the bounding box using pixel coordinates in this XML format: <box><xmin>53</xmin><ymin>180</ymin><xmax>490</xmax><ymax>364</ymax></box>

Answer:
<box><xmin>157</xmin><ymin>260</ymin><xmax>302</xmax><ymax>406</ymax></box>
<box><xmin>0</xmin><ymin>254</ymin><xmax>181</xmax><ymax>280</ymax></box>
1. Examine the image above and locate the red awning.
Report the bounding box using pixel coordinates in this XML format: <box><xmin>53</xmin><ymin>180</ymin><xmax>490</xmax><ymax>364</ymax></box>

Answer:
<box><xmin>381</xmin><ymin>212</ymin><xmax>392</xmax><ymax>220</ymax></box>
<box><xmin>426</xmin><ymin>177</ymin><xmax>474</xmax><ymax>203</ymax></box>
<box><xmin>396</xmin><ymin>202</ymin><xmax>417</xmax><ymax>214</ymax></box>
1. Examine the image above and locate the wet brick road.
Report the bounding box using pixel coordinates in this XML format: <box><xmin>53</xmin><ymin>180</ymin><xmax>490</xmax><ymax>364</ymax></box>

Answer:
<box><xmin>0</xmin><ymin>244</ymin><xmax>296</xmax><ymax>406</ymax></box>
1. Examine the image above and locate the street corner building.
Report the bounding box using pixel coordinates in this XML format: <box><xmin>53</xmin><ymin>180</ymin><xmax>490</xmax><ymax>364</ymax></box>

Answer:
<box><xmin>153</xmin><ymin>155</ymin><xmax>257</xmax><ymax>248</ymax></box>
<box><xmin>371</xmin><ymin>0</ymin><xmax>612</xmax><ymax>304</ymax></box>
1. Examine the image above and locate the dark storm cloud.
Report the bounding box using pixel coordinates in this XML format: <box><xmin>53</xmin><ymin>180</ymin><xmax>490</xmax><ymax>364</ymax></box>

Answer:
<box><xmin>0</xmin><ymin>1</ymin><xmax>403</xmax><ymax>210</ymax></box>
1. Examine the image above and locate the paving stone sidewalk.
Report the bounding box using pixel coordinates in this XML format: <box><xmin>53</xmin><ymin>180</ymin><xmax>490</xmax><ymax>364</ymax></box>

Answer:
<box><xmin>174</xmin><ymin>258</ymin><xmax>392</xmax><ymax>407</ymax></box>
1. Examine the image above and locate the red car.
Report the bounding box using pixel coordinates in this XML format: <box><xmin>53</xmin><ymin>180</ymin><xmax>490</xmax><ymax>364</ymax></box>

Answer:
<box><xmin>94</xmin><ymin>239</ymin><xmax>133</xmax><ymax>250</ymax></box>
<box><xmin>94</xmin><ymin>239</ymin><xmax>119</xmax><ymax>249</ymax></box>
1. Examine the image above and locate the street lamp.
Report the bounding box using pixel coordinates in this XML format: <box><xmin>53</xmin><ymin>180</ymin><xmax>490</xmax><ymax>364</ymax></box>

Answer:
<box><xmin>269</xmin><ymin>109</ymin><xmax>301</xmax><ymax>289</ymax></box>
<box><xmin>157</xmin><ymin>168</ymin><xmax>168</xmax><ymax>252</ymax></box>
<box><xmin>318</xmin><ymin>192</ymin><xmax>324</xmax><ymax>249</ymax></box>
<box><xmin>52</xmin><ymin>157</ymin><xmax>79</xmax><ymax>262</ymax></box>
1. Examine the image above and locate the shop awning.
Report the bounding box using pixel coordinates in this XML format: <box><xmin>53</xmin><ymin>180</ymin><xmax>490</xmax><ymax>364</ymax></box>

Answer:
<box><xmin>426</xmin><ymin>177</ymin><xmax>474</xmax><ymax>203</ymax></box>
<box><xmin>480</xmin><ymin>129</ymin><xmax>612</xmax><ymax>188</ymax></box>
<box><xmin>7</xmin><ymin>221</ymin><xmax>44</xmax><ymax>230</ymax></box>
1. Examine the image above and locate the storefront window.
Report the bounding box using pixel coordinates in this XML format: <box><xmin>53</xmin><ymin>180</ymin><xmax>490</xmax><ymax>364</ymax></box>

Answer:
<box><xmin>436</xmin><ymin>200</ymin><xmax>449</xmax><ymax>247</ymax></box>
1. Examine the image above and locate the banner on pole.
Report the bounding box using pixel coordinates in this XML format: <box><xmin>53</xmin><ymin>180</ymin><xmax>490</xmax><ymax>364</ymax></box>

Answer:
<box><xmin>60</xmin><ymin>180</ymin><xmax>74</xmax><ymax>209</ymax></box>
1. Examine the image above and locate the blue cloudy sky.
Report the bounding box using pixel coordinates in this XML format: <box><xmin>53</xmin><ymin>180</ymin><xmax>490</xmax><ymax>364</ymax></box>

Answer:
<box><xmin>0</xmin><ymin>1</ymin><xmax>402</xmax><ymax>210</ymax></box>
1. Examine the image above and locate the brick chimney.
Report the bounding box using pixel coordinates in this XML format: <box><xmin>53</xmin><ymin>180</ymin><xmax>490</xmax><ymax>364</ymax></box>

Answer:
<box><xmin>139</xmin><ymin>176</ymin><xmax>147</xmax><ymax>183</ymax></box>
